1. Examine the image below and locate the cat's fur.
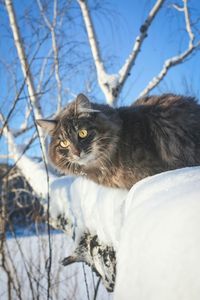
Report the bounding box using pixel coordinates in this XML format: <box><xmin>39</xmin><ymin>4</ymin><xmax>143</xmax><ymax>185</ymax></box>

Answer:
<box><xmin>37</xmin><ymin>93</ymin><xmax>200</xmax><ymax>190</ymax></box>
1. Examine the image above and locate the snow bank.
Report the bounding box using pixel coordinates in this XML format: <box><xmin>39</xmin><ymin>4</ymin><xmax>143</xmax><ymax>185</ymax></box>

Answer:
<box><xmin>115</xmin><ymin>167</ymin><xmax>200</xmax><ymax>300</ymax></box>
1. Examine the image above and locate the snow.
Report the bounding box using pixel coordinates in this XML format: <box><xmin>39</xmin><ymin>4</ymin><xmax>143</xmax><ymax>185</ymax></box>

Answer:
<box><xmin>115</xmin><ymin>167</ymin><xmax>200</xmax><ymax>300</ymax></box>
<box><xmin>69</xmin><ymin>177</ymin><xmax>127</xmax><ymax>245</ymax></box>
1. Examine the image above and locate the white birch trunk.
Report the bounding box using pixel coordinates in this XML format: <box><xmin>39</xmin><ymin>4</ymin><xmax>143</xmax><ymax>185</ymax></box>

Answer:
<box><xmin>5</xmin><ymin>0</ymin><xmax>47</xmax><ymax>159</ymax></box>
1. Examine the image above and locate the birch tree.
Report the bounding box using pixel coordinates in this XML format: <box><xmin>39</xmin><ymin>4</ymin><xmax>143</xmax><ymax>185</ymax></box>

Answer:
<box><xmin>1</xmin><ymin>0</ymin><xmax>200</xmax><ymax>297</ymax></box>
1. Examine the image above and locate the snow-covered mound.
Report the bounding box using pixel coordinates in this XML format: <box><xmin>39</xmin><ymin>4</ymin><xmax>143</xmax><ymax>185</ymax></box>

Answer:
<box><xmin>115</xmin><ymin>167</ymin><xmax>200</xmax><ymax>300</ymax></box>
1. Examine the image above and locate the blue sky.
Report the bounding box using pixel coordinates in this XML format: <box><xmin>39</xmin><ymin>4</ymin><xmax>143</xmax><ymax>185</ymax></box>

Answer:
<box><xmin>0</xmin><ymin>0</ymin><xmax>200</xmax><ymax>160</ymax></box>
<box><xmin>1</xmin><ymin>0</ymin><xmax>200</xmax><ymax>106</ymax></box>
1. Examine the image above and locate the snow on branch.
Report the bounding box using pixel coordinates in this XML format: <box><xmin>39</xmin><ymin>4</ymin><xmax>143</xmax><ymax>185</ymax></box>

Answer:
<box><xmin>0</xmin><ymin>114</ymin><xmax>54</xmax><ymax>199</ymax></box>
<box><xmin>139</xmin><ymin>0</ymin><xmax>200</xmax><ymax>97</ymax></box>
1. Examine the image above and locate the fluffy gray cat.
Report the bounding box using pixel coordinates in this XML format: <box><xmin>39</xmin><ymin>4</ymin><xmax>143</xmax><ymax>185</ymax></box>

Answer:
<box><xmin>37</xmin><ymin>93</ymin><xmax>200</xmax><ymax>189</ymax></box>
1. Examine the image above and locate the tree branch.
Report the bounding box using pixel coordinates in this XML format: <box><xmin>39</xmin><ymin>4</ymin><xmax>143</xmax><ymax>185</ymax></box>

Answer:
<box><xmin>139</xmin><ymin>0</ymin><xmax>200</xmax><ymax>97</ymax></box>
<box><xmin>37</xmin><ymin>0</ymin><xmax>63</xmax><ymax>113</ymax></box>
<box><xmin>36</xmin><ymin>49</ymin><xmax>53</xmax><ymax>96</ymax></box>
<box><xmin>183</xmin><ymin>0</ymin><xmax>195</xmax><ymax>48</ymax></box>
<box><xmin>77</xmin><ymin>0</ymin><xmax>118</xmax><ymax>105</ymax></box>
<box><xmin>0</xmin><ymin>77</ymin><xmax>26</xmax><ymax>138</ymax></box>
<box><xmin>118</xmin><ymin>0</ymin><xmax>164</xmax><ymax>94</ymax></box>
<box><xmin>78</xmin><ymin>0</ymin><xmax>164</xmax><ymax>105</ymax></box>
<box><xmin>5</xmin><ymin>0</ymin><xmax>42</xmax><ymax>118</ymax></box>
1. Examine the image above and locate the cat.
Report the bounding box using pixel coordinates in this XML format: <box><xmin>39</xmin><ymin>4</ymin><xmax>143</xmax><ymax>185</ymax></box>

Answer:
<box><xmin>37</xmin><ymin>93</ymin><xmax>200</xmax><ymax>190</ymax></box>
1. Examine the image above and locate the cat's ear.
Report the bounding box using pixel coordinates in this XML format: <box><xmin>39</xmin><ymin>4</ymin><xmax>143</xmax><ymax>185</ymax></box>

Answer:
<box><xmin>76</xmin><ymin>94</ymin><xmax>91</xmax><ymax>109</ymax></box>
<box><xmin>75</xmin><ymin>94</ymin><xmax>100</xmax><ymax>114</ymax></box>
<box><xmin>36</xmin><ymin>119</ymin><xmax>57</xmax><ymax>133</ymax></box>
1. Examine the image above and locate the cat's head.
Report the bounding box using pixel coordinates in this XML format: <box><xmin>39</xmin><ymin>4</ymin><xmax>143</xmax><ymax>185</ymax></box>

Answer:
<box><xmin>37</xmin><ymin>94</ymin><xmax>121</xmax><ymax>174</ymax></box>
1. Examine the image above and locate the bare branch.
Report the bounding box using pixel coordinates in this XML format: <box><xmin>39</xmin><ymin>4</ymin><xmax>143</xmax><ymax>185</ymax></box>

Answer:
<box><xmin>0</xmin><ymin>77</ymin><xmax>26</xmax><ymax>138</ymax></box>
<box><xmin>139</xmin><ymin>0</ymin><xmax>200</xmax><ymax>97</ymax></box>
<box><xmin>36</xmin><ymin>49</ymin><xmax>53</xmax><ymax>96</ymax></box>
<box><xmin>172</xmin><ymin>4</ymin><xmax>184</xmax><ymax>12</ymax></box>
<box><xmin>139</xmin><ymin>43</ymin><xmax>200</xmax><ymax>97</ymax></box>
<box><xmin>0</xmin><ymin>154</ymin><xmax>14</xmax><ymax>159</ymax></box>
<box><xmin>118</xmin><ymin>0</ymin><xmax>164</xmax><ymax>93</ymax></box>
<box><xmin>19</xmin><ymin>105</ymin><xmax>32</xmax><ymax>132</ymax></box>
<box><xmin>37</xmin><ymin>0</ymin><xmax>63</xmax><ymax>113</ymax></box>
<box><xmin>36</xmin><ymin>0</ymin><xmax>52</xmax><ymax>30</ymax></box>
<box><xmin>183</xmin><ymin>0</ymin><xmax>195</xmax><ymax>48</ymax></box>
<box><xmin>13</xmin><ymin>125</ymin><xmax>34</xmax><ymax>138</ymax></box>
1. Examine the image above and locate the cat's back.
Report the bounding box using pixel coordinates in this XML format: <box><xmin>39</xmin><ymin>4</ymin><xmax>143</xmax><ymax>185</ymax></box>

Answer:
<box><xmin>138</xmin><ymin>94</ymin><xmax>200</xmax><ymax>165</ymax></box>
<box><xmin>132</xmin><ymin>93</ymin><xmax>198</xmax><ymax>108</ymax></box>
<box><xmin>129</xmin><ymin>93</ymin><xmax>200</xmax><ymax>127</ymax></box>
<box><xmin>117</xmin><ymin>93</ymin><xmax>200</xmax><ymax>169</ymax></box>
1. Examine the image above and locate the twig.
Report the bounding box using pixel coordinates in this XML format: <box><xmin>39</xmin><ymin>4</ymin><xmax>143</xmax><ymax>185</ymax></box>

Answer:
<box><xmin>82</xmin><ymin>263</ymin><xmax>90</xmax><ymax>300</ymax></box>
<box><xmin>93</xmin><ymin>277</ymin><xmax>101</xmax><ymax>300</ymax></box>
<box><xmin>0</xmin><ymin>78</ymin><xmax>26</xmax><ymax>139</ymax></box>
<box><xmin>28</xmin><ymin>100</ymin><xmax>52</xmax><ymax>300</ymax></box>
<box><xmin>36</xmin><ymin>49</ymin><xmax>53</xmax><ymax>97</ymax></box>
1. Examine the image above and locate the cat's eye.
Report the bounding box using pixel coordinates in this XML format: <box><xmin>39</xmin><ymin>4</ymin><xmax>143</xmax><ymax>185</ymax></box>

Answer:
<box><xmin>78</xmin><ymin>129</ymin><xmax>88</xmax><ymax>138</ymax></box>
<box><xmin>60</xmin><ymin>140</ymin><xmax>70</xmax><ymax>148</ymax></box>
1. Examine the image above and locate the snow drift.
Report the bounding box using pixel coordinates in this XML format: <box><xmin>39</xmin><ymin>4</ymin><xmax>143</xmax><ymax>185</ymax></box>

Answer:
<box><xmin>115</xmin><ymin>166</ymin><xmax>200</xmax><ymax>300</ymax></box>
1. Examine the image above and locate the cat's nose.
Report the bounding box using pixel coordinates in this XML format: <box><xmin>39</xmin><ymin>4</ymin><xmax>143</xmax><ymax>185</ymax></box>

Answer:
<box><xmin>71</xmin><ymin>146</ymin><xmax>81</xmax><ymax>157</ymax></box>
<box><xmin>73</xmin><ymin>149</ymin><xmax>80</xmax><ymax>157</ymax></box>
